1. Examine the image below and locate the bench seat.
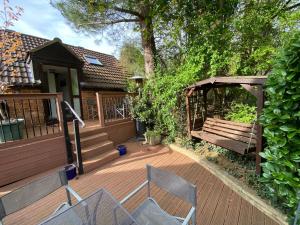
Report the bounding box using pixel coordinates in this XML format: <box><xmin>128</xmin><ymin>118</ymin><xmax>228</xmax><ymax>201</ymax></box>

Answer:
<box><xmin>191</xmin><ymin>118</ymin><xmax>256</xmax><ymax>155</ymax></box>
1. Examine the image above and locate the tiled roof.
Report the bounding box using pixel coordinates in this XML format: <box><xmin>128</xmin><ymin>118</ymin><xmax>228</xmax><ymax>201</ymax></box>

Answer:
<box><xmin>0</xmin><ymin>30</ymin><xmax>128</xmax><ymax>90</ymax></box>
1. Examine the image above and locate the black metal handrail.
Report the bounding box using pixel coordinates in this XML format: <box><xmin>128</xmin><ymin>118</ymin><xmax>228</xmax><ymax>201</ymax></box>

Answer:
<box><xmin>61</xmin><ymin>101</ymin><xmax>84</xmax><ymax>175</ymax></box>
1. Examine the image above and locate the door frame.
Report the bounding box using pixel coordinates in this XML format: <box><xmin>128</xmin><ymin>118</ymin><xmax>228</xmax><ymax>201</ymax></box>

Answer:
<box><xmin>39</xmin><ymin>62</ymin><xmax>84</xmax><ymax>119</ymax></box>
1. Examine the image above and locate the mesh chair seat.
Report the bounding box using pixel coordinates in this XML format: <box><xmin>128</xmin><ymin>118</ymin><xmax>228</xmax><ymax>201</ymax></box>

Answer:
<box><xmin>132</xmin><ymin>198</ymin><xmax>182</xmax><ymax>225</ymax></box>
<box><xmin>39</xmin><ymin>188</ymin><xmax>139</xmax><ymax>225</ymax></box>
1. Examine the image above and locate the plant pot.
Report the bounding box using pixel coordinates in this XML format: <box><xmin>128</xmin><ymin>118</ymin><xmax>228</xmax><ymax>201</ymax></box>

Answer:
<box><xmin>64</xmin><ymin>164</ymin><xmax>77</xmax><ymax>180</ymax></box>
<box><xmin>148</xmin><ymin>134</ymin><xmax>161</xmax><ymax>146</ymax></box>
<box><xmin>0</xmin><ymin>118</ymin><xmax>24</xmax><ymax>143</ymax></box>
<box><xmin>117</xmin><ymin>145</ymin><xmax>127</xmax><ymax>156</ymax></box>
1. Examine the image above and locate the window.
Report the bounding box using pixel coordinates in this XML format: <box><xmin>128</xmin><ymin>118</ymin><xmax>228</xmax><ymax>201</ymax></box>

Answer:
<box><xmin>84</xmin><ymin>55</ymin><xmax>103</xmax><ymax>66</ymax></box>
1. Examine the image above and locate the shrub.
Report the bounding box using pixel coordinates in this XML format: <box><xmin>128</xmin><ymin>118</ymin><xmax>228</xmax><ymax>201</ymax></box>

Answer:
<box><xmin>225</xmin><ymin>103</ymin><xmax>256</xmax><ymax>123</ymax></box>
<box><xmin>260</xmin><ymin>32</ymin><xmax>300</xmax><ymax>222</ymax></box>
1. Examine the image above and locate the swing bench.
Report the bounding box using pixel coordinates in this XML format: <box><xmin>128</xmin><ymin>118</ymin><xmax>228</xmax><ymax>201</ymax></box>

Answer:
<box><xmin>191</xmin><ymin>117</ymin><xmax>256</xmax><ymax>155</ymax></box>
<box><xmin>186</xmin><ymin>76</ymin><xmax>266</xmax><ymax>174</ymax></box>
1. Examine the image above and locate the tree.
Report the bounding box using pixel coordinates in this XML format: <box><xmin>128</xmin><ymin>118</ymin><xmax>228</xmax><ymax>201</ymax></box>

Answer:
<box><xmin>0</xmin><ymin>0</ymin><xmax>23</xmax><ymax>79</ymax></box>
<box><xmin>0</xmin><ymin>0</ymin><xmax>23</xmax><ymax>120</ymax></box>
<box><xmin>119</xmin><ymin>41</ymin><xmax>144</xmax><ymax>76</ymax></box>
<box><xmin>51</xmin><ymin>0</ymin><xmax>169</xmax><ymax>78</ymax></box>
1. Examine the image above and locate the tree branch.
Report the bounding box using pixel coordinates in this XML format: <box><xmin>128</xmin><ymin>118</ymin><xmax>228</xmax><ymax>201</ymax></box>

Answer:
<box><xmin>79</xmin><ymin>18</ymin><xmax>139</xmax><ymax>26</ymax></box>
<box><xmin>113</xmin><ymin>7</ymin><xmax>143</xmax><ymax>18</ymax></box>
<box><xmin>285</xmin><ymin>2</ymin><xmax>300</xmax><ymax>11</ymax></box>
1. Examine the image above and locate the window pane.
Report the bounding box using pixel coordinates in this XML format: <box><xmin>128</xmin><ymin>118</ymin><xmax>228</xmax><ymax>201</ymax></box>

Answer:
<box><xmin>84</xmin><ymin>55</ymin><xmax>103</xmax><ymax>65</ymax></box>
<box><xmin>70</xmin><ymin>68</ymin><xmax>79</xmax><ymax>95</ymax></box>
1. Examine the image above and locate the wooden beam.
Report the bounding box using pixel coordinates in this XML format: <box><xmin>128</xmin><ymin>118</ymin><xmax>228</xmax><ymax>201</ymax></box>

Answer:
<box><xmin>185</xmin><ymin>95</ymin><xmax>192</xmax><ymax>136</ymax></box>
<box><xmin>256</xmin><ymin>85</ymin><xmax>264</xmax><ymax>175</ymax></box>
<box><xmin>96</xmin><ymin>92</ymin><xmax>105</xmax><ymax>128</ymax></box>
<box><xmin>240</xmin><ymin>84</ymin><xmax>259</xmax><ymax>98</ymax></box>
<box><xmin>187</xmin><ymin>87</ymin><xmax>195</xmax><ymax>97</ymax></box>
<box><xmin>203</xmin><ymin>88</ymin><xmax>208</xmax><ymax>120</ymax></box>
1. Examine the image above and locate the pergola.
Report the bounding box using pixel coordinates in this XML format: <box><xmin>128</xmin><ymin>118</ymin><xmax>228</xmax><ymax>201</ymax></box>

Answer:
<box><xmin>185</xmin><ymin>76</ymin><xmax>267</xmax><ymax>174</ymax></box>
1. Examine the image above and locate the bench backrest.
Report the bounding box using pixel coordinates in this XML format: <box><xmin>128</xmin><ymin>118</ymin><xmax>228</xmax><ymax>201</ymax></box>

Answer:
<box><xmin>202</xmin><ymin>118</ymin><xmax>257</xmax><ymax>145</ymax></box>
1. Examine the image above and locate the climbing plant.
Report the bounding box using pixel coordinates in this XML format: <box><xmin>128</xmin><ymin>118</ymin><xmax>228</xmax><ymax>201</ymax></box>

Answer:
<box><xmin>260</xmin><ymin>32</ymin><xmax>300</xmax><ymax>222</ymax></box>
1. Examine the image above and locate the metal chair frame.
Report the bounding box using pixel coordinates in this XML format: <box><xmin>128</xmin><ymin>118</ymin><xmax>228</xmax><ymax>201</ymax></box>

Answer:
<box><xmin>0</xmin><ymin>170</ymin><xmax>82</xmax><ymax>225</ymax></box>
<box><xmin>120</xmin><ymin>164</ymin><xmax>197</xmax><ymax>225</ymax></box>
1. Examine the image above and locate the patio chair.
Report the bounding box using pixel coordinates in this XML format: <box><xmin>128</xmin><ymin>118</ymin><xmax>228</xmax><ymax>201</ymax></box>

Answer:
<box><xmin>120</xmin><ymin>164</ymin><xmax>197</xmax><ymax>225</ymax></box>
<box><xmin>39</xmin><ymin>188</ymin><xmax>139</xmax><ymax>225</ymax></box>
<box><xmin>0</xmin><ymin>170</ymin><xmax>82</xmax><ymax>225</ymax></box>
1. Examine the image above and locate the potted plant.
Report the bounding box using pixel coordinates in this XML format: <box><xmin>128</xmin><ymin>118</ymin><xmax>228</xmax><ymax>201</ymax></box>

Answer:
<box><xmin>0</xmin><ymin>83</ymin><xmax>24</xmax><ymax>142</ymax></box>
<box><xmin>144</xmin><ymin>129</ymin><xmax>161</xmax><ymax>146</ymax></box>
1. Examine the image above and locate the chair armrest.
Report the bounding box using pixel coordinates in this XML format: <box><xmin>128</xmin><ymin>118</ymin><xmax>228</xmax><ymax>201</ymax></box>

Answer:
<box><xmin>65</xmin><ymin>185</ymin><xmax>83</xmax><ymax>202</ymax></box>
<box><xmin>182</xmin><ymin>207</ymin><xmax>196</xmax><ymax>225</ymax></box>
<box><xmin>120</xmin><ymin>180</ymin><xmax>148</xmax><ymax>205</ymax></box>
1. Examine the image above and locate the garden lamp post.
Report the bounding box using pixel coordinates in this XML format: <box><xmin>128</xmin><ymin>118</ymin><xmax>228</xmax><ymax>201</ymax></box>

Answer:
<box><xmin>130</xmin><ymin>73</ymin><xmax>146</xmax><ymax>140</ymax></box>
<box><xmin>130</xmin><ymin>74</ymin><xmax>144</xmax><ymax>97</ymax></box>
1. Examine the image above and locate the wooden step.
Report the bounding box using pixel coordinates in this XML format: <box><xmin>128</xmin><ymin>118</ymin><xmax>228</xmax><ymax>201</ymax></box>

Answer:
<box><xmin>73</xmin><ymin>140</ymin><xmax>114</xmax><ymax>160</ymax></box>
<box><xmin>69</xmin><ymin>126</ymin><xmax>104</xmax><ymax>139</ymax></box>
<box><xmin>71</xmin><ymin>133</ymin><xmax>108</xmax><ymax>148</ymax></box>
<box><xmin>83</xmin><ymin>150</ymin><xmax>120</xmax><ymax>173</ymax></box>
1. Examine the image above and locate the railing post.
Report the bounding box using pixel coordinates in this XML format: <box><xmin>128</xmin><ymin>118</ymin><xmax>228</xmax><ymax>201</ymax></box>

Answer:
<box><xmin>96</xmin><ymin>92</ymin><xmax>105</xmax><ymax>127</ymax></box>
<box><xmin>56</xmin><ymin>93</ymin><xmax>63</xmax><ymax>131</ymax></box>
<box><xmin>73</xmin><ymin>119</ymin><xmax>84</xmax><ymax>175</ymax></box>
<box><xmin>61</xmin><ymin>101</ymin><xmax>73</xmax><ymax>164</ymax></box>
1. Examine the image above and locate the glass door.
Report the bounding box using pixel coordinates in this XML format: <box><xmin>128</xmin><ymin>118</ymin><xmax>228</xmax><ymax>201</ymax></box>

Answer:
<box><xmin>69</xmin><ymin>68</ymin><xmax>82</xmax><ymax>117</ymax></box>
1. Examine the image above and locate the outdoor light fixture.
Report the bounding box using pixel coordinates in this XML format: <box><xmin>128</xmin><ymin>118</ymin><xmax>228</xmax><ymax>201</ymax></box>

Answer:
<box><xmin>130</xmin><ymin>73</ymin><xmax>145</xmax><ymax>86</ymax></box>
<box><xmin>130</xmin><ymin>73</ymin><xmax>146</xmax><ymax>141</ymax></box>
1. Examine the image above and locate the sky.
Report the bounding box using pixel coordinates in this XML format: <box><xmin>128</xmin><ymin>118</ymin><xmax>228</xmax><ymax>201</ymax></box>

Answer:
<box><xmin>10</xmin><ymin>0</ymin><xmax>118</xmax><ymax>57</ymax></box>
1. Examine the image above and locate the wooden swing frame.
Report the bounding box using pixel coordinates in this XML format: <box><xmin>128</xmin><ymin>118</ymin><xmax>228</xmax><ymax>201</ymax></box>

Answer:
<box><xmin>185</xmin><ymin>76</ymin><xmax>266</xmax><ymax>175</ymax></box>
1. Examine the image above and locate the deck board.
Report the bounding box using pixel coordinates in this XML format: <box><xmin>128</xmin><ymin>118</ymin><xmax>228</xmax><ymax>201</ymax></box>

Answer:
<box><xmin>0</xmin><ymin>141</ymin><xmax>280</xmax><ymax>225</ymax></box>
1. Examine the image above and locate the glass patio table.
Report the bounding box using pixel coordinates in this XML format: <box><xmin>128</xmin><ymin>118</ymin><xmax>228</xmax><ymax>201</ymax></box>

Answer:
<box><xmin>39</xmin><ymin>188</ymin><xmax>139</xmax><ymax>225</ymax></box>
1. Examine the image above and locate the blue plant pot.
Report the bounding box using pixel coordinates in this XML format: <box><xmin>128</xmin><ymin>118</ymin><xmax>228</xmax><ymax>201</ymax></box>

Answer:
<box><xmin>117</xmin><ymin>145</ymin><xmax>127</xmax><ymax>156</ymax></box>
<box><xmin>65</xmin><ymin>164</ymin><xmax>77</xmax><ymax>180</ymax></box>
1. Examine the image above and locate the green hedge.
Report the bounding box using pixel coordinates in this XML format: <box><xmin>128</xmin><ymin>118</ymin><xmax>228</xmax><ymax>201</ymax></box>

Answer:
<box><xmin>260</xmin><ymin>33</ymin><xmax>300</xmax><ymax>223</ymax></box>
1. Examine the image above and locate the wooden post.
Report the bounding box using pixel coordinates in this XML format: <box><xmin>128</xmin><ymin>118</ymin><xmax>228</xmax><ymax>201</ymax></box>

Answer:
<box><xmin>203</xmin><ymin>88</ymin><xmax>208</xmax><ymax>120</ymax></box>
<box><xmin>56</xmin><ymin>93</ymin><xmax>63</xmax><ymax>132</ymax></box>
<box><xmin>256</xmin><ymin>85</ymin><xmax>264</xmax><ymax>175</ymax></box>
<box><xmin>96</xmin><ymin>92</ymin><xmax>105</xmax><ymax>127</ymax></box>
<box><xmin>186</xmin><ymin>94</ymin><xmax>192</xmax><ymax>135</ymax></box>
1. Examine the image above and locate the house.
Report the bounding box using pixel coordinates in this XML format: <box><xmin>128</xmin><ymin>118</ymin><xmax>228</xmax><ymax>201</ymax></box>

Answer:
<box><xmin>0</xmin><ymin>30</ymin><xmax>135</xmax><ymax>186</ymax></box>
<box><xmin>0</xmin><ymin>30</ymin><xmax>128</xmax><ymax>120</ymax></box>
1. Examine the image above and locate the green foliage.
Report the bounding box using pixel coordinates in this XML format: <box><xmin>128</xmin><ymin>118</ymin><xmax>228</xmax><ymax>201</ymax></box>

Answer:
<box><xmin>120</xmin><ymin>41</ymin><xmax>144</xmax><ymax>76</ymax></box>
<box><xmin>260</xmin><ymin>33</ymin><xmax>300</xmax><ymax>222</ymax></box>
<box><xmin>225</xmin><ymin>103</ymin><xmax>256</xmax><ymax>123</ymax></box>
<box><xmin>145</xmin><ymin>129</ymin><xmax>161</xmax><ymax>137</ymax></box>
<box><xmin>132</xmin><ymin>61</ymin><xmax>199</xmax><ymax>140</ymax></box>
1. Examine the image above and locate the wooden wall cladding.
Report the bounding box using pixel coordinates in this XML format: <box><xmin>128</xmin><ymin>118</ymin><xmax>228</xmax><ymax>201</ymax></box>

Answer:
<box><xmin>0</xmin><ymin>135</ymin><xmax>67</xmax><ymax>187</ymax></box>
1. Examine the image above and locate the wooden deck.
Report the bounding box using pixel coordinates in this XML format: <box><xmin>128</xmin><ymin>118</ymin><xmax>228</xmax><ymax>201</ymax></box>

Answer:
<box><xmin>0</xmin><ymin>141</ymin><xmax>280</xmax><ymax>225</ymax></box>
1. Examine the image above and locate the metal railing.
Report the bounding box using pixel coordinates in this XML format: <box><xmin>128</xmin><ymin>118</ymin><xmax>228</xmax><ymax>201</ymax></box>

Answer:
<box><xmin>61</xmin><ymin>101</ymin><xmax>84</xmax><ymax>175</ymax></box>
<box><xmin>0</xmin><ymin>93</ymin><xmax>63</xmax><ymax>144</ymax></box>
<box><xmin>96</xmin><ymin>92</ymin><xmax>131</xmax><ymax>127</ymax></box>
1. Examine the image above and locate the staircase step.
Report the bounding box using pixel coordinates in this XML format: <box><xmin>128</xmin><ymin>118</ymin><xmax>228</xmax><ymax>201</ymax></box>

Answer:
<box><xmin>83</xmin><ymin>150</ymin><xmax>120</xmax><ymax>173</ymax></box>
<box><xmin>73</xmin><ymin>140</ymin><xmax>114</xmax><ymax>160</ymax></box>
<box><xmin>71</xmin><ymin>133</ymin><xmax>108</xmax><ymax>148</ymax></box>
<box><xmin>70</xmin><ymin>126</ymin><xmax>104</xmax><ymax>139</ymax></box>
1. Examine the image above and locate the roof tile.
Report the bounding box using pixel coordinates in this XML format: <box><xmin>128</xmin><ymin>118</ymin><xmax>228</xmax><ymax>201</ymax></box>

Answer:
<box><xmin>0</xmin><ymin>30</ymin><xmax>128</xmax><ymax>89</ymax></box>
